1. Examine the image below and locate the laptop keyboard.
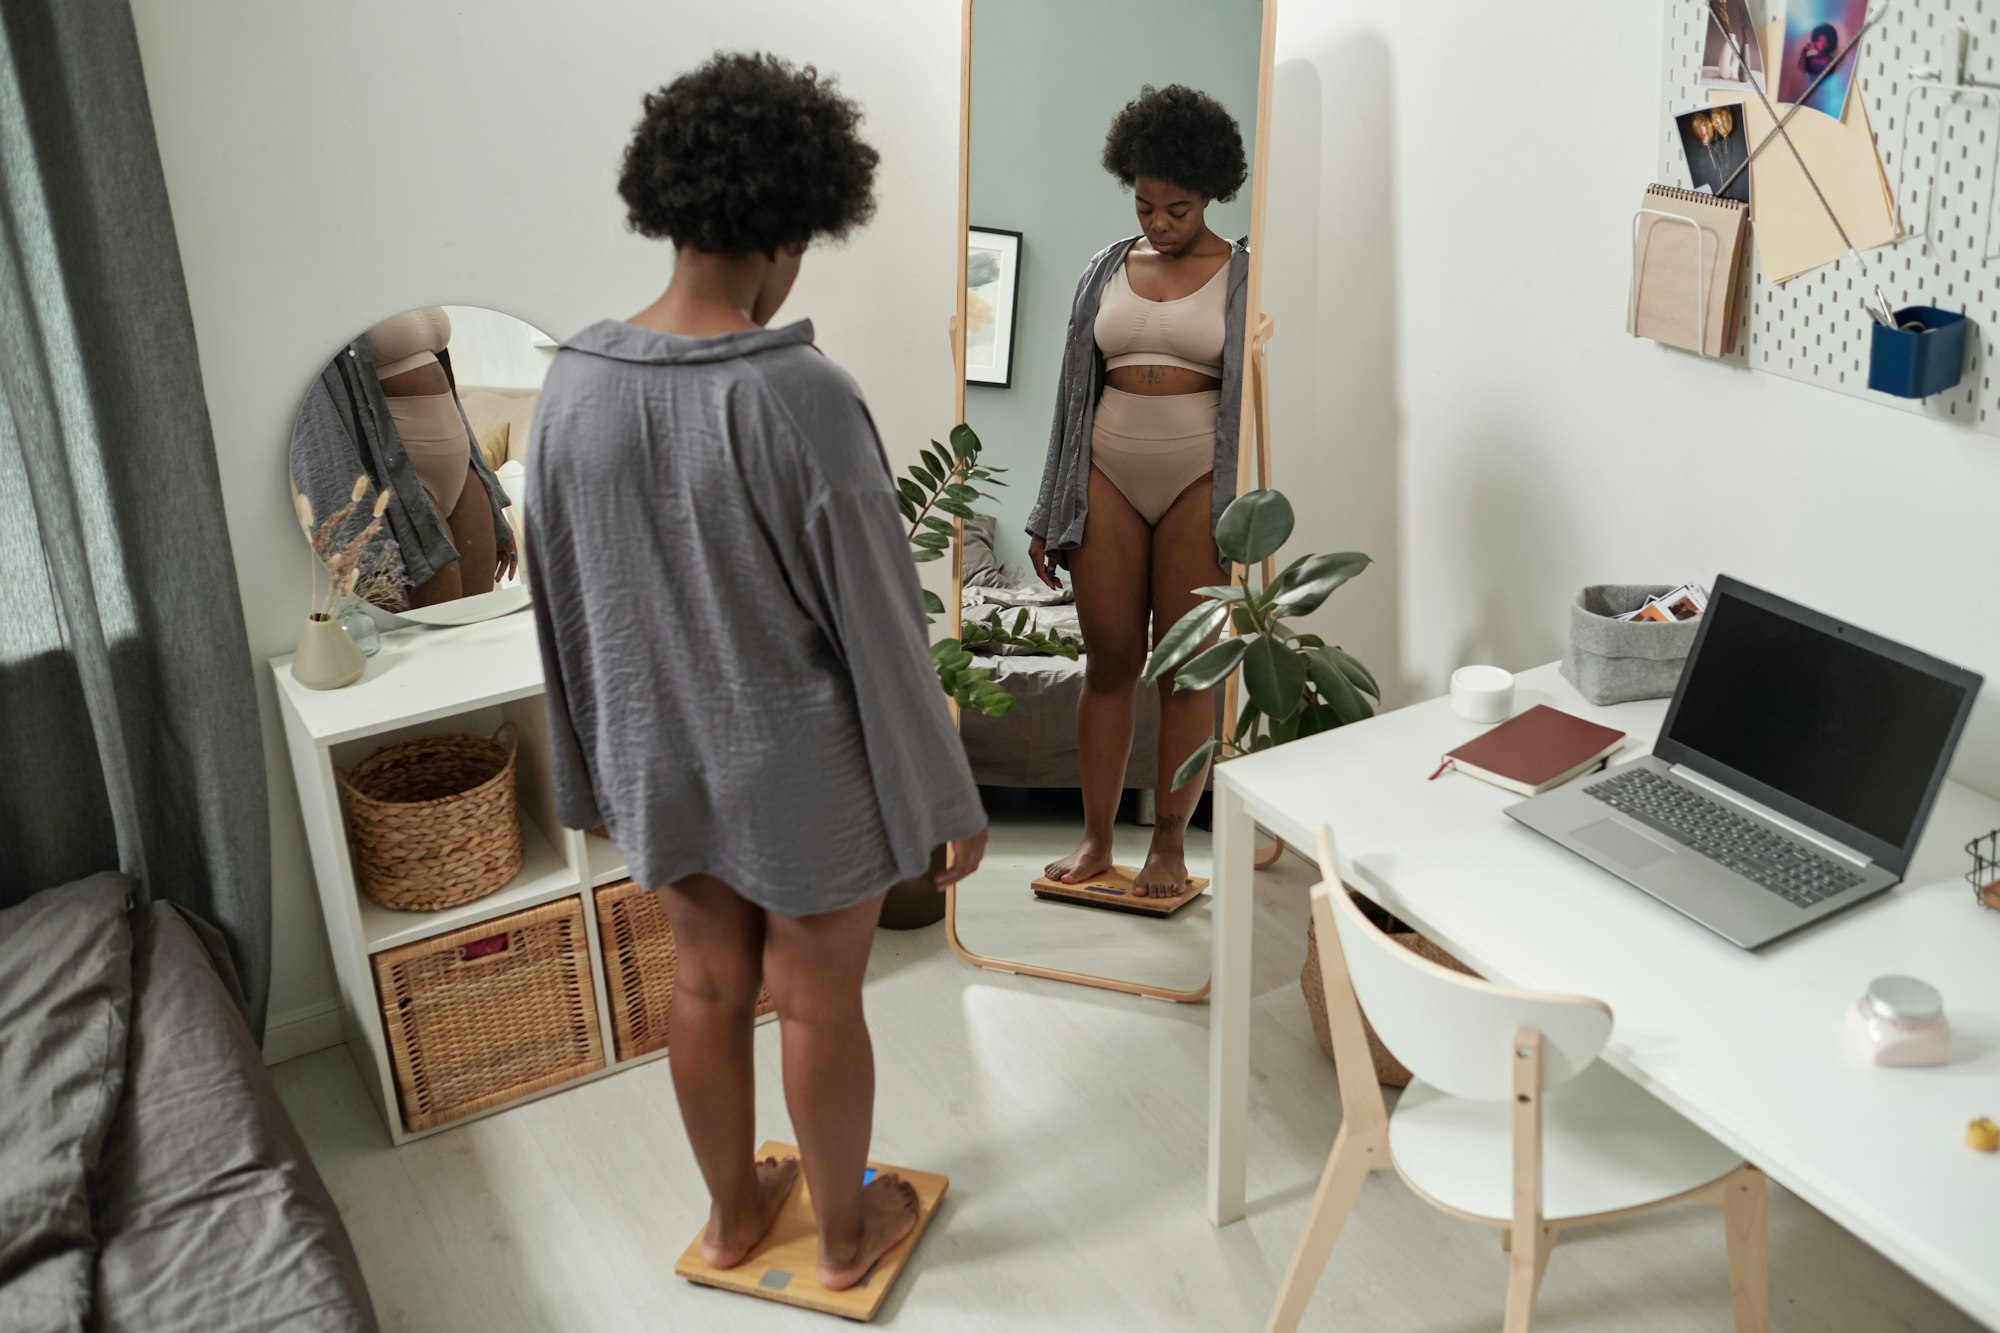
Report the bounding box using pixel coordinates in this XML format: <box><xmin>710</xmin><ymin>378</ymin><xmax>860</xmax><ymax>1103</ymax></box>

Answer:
<box><xmin>1582</xmin><ymin>768</ymin><xmax>1865</xmax><ymax>909</ymax></box>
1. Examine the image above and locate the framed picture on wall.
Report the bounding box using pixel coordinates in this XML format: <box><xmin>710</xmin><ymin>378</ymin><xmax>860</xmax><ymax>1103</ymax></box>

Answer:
<box><xmin>966</xmin><ymin>226</ymin><xmax>1022</xmax><ymax>387</ymax></box>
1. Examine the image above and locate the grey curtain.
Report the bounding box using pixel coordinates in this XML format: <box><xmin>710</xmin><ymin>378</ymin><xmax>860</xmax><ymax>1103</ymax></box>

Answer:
<box><xmin>0</xmin><ymin>1</ymin><xmax>271</xmax><ymax>1032</ymax></box>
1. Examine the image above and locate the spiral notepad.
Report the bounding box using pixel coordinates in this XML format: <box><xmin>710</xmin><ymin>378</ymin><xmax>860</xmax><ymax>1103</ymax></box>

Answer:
<box><xmin>1629</xmin><ymin>183</ymin><xmax>1748</xmax><ymax>358</ymax></box>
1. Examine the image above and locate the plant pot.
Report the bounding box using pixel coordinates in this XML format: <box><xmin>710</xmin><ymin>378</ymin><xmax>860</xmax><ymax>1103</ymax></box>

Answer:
<box><xmin>291</xmin><ymin>613</ymin><xmax>365</xmax><ymax>690</ymax></box>
<box><xmin>878</xmin><ymin>845</ymin><xmax>947</xmax><ymax>930</ymax></box>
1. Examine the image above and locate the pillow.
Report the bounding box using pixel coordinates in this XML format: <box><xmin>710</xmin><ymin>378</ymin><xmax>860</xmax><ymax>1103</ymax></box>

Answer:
<box><xmin>477</xmin><ymin>420</ymin><xmax>510</xmax><ymax>472</ymax></box>
<box><xmin>961</xmin><ymin>513</ymin><xmax>998</xmax><ymax>583</ymax></box>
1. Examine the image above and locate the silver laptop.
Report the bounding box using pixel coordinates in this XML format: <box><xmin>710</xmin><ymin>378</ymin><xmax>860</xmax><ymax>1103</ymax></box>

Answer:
<box><xmin>1508</xmin><ymin>575</ymin><xmax>1982</xmax><ymax>948</ymax></box>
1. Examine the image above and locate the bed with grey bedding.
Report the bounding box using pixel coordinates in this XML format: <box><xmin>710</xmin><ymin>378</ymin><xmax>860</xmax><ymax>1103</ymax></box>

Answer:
<box><xmin>0</xmin><ymin>874</ymin><xmax>377</xmax><ymax>1333</ymax></box>
<box><xmin>956</xmin><ymin>516</ymin><xmax>1161</xmax><ymax>788</ymax></box>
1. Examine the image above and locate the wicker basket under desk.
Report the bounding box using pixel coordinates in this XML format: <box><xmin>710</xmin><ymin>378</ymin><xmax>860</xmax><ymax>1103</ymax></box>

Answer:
<box><xmin>594</xmin><ymin>879</ymin><xmax>774</xmax><ymax>1061</ymax></box>
<box><xmin>1302</xmin><ymin>894</ymin><xmax>1478</xmax><ymax>1088</ymax></box>
<box><xmin>372</xmin><ymin>896</ymin><xmax>604</xmax><ymax>1132</ymax></box>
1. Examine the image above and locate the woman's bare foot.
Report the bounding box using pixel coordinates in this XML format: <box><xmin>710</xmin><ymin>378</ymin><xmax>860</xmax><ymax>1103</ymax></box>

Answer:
<box><xmin>701</xmin><ymin>1155</ymin><xmax>800</xmax><ymax>1269</ymax></box>
<box><xmin>1045</xmin><ymin>833</ymin><xmax>1115</xmax><ymax>884</ymax></box>
<box><xmin>1131</xmin><ymin>816</ymin><xmax>1191</xmax><ymax>898</ymax></box>
<box><xmin>817</xmin><ymin>1174</ymin><xmax>920</xmax><ymax>1291</ymax></box>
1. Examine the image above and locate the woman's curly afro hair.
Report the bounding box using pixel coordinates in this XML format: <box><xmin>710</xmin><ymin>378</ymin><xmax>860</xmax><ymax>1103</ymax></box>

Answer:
<box><xmin>618</xmin><ymin>51</ymin><xmax>879</xmax><ymax>254</ymax></box>
<box><xmin>1101</xmin><ymin>84</ymin><xmax>1247</xmax><ymax>203</ymax></box>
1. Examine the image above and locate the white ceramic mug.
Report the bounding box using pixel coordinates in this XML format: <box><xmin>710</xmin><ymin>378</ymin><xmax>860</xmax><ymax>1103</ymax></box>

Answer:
<box><xmin>1450</xmin><ymin>665</ymin><xmax>1515</xmax><ymax>723</ymax></box>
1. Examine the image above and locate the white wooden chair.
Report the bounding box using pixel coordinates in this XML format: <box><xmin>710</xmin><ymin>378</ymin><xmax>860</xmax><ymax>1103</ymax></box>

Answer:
<box><xmin>1264</xmin><ymin>828</ymin><xmax>1769</xmax><ymax>1333</ymax></box>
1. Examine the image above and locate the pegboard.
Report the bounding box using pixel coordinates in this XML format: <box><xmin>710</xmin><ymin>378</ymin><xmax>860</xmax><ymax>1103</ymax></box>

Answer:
<box><xmin>1657</xmin><ymin>0</ymin><xmax>2000</xmax><ymax>428</ymax></box>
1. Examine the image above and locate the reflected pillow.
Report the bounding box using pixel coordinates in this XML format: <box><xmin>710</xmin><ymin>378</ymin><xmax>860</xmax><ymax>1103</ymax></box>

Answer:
<box><xmin>962</xmin><ymin>512</ymin><xmax>998</xmax><ymax>581</ymax></box>
<box><xmin>477</xmin><ymin>421</ymin><xmax>510</xmax><ymax>472</ymax></box>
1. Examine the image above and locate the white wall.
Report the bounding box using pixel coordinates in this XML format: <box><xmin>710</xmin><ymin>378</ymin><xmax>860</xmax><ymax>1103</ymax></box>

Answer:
<box><xmin>1267</xmin><ymin>0</ymin><xmax>2000</xmax><ymax>793</ymax></box>
<box><xmin>441</xmin><ymin>306</ymin><xmax>556</xmax><ymax>391</ymax></box>
<box><xmin>130</xmin><ymin>0</ymin><xmax>963</xmax><ymax>1055</ymax></box>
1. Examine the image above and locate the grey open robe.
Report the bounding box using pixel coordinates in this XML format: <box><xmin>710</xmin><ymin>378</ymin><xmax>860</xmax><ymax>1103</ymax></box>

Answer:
<box><xmin>1024</xmin><ymin>235</ymin><xmax>1251</xmax><ymax>567</ymax></box>
<box><xmin>528</xmin><ymin>319</ymin><xmax>986</xmax><ymax>916</ymax></box>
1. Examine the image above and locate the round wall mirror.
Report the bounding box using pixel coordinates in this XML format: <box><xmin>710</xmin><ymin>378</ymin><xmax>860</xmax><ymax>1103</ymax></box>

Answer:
<box><xmin>288</xmin><ymin>304</ymin><xmax>554</xmax><ymax>627</ymax></box>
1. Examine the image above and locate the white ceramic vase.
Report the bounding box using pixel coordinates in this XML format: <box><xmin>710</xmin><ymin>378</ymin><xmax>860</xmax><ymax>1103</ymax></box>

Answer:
<box><xmin>292</xmin><ymin>613</ymin><xmax>365</xmax><ymax>690</ymax></box>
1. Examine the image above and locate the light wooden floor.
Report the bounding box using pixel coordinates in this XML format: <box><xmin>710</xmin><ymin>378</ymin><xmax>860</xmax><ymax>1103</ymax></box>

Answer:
<box><xmin>273</xmin><ymin>850</ymin><xmax>1983</xmax><ymax>1332</ymax></box>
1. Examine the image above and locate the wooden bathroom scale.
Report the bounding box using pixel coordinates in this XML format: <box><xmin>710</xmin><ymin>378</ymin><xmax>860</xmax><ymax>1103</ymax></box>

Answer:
<box><xmin>1031</xmin><ymin>864</ymin><xmax>1209</xmax><ymax>916</ymax></box>
<box><xmin>674</xmin><ymin>1141</ymin><xmax>949</xmax><ymax>1322</ymax></box>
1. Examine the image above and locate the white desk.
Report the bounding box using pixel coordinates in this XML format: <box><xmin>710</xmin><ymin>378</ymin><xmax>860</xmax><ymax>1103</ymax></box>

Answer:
<box><xmin>1207</xmin><ymin>664</ymin><xmax>2000</xmax><ymax>1328</ymax></box>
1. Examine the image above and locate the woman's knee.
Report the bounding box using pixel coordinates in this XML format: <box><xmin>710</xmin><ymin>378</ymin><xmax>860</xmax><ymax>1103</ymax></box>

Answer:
<box><xmin>1084</xmin><ymin>646</ymin><xmax>1145</xmax><ymax>693</ymax></box>
<box><xmin>673</xmin><ymin>950</ymin><xmax>765</xmax><ymax>1015</ymax></box>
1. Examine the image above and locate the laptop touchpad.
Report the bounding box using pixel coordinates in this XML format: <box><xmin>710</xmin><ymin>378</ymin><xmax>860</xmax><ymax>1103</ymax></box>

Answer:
<box><xmin>1574</xmin><ymin>820</ymin><xmax>1674</xmax><ymax>869</ymax></box>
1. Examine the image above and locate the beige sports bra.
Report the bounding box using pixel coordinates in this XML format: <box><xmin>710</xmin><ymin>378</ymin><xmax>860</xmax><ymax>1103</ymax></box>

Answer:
<box><xmin>363</xmin><ymin>306</ymin><xmax>452</xmax><ymax>380</ymax></box>
<box><xmin>1094</xmin><ymin>259</ymin><xmax>1227</xmax><ymax>379</ymax></box>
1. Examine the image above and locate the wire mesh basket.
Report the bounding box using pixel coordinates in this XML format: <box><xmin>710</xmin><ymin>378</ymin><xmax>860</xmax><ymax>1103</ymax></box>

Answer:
<box><xmin>1963</xmin><ymin>829</ymin><xmax>2000</xmax><ymax>912</ymax></box>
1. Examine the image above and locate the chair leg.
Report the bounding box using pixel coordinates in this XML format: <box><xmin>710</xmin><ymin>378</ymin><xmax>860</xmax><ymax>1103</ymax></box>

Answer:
<box><xmin>1501</xmin><ymin>1224</ymin><xmax>1554</xmax><ymax>1333</ymax></box>
<box><xmin>1262</xmin><ymin>1125</ymin><xmax>1377</xmax><ymax>1333</ymax></box>
<box><xmin>1499</xmin><ymin>1226</ymin><xmax>1512</xmax><ymax>1253</ymax></box>
<box><xmin>1721</xmin><ymin>1165</ymin><xmax>1770</xmax><ymax>1333</ymax></box>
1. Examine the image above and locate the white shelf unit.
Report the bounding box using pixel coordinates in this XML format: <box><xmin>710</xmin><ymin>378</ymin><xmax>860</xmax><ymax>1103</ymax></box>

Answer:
<box><xmin>273</xmin><ymin>612</ymin><xmax>643</xmax><ymax>1145</ymax></box>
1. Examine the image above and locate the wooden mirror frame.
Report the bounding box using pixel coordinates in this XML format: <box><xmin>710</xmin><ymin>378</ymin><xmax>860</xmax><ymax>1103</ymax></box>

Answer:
<box><xmin>942</xmin><ymin>0</ymin><xmax>1279</xmax><ymax>1002</ymax></box>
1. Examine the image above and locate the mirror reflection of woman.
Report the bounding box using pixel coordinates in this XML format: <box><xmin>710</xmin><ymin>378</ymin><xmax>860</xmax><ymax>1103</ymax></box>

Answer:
<box><xmin>361</xmin><ymin>307</ymin><xmax>516</xmax><ymax>606</ymax></box>
<box><xmin>290</xmin><ymin>306</ymin><xmax>519</xmax><ymax>611</ymax></box>
<box><xmin>1027</xmin><ymin>84</ymin><xmax>1251</xmax><ymax>898</ymax></box>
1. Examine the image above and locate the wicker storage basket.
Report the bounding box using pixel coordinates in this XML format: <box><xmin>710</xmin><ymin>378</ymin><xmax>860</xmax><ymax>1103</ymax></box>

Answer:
<box><xmin>340</xmin><ymin>723</ymin><xmax>525</xmax><ymax>911</ymax></box>
<box><xmin>1301</xmin><ymin>895</ymin><xmax>1478</xmax><ymax>1088</ymax></box>
<box><xmin>593</xmin><ymin>879</ymin><xmax>772</xmax><ymax>1061</ymax></box>
<box><xmin>372</xmin><ymin>896</ymin><xmax>604</xmax><ymax>1132</ymax></box>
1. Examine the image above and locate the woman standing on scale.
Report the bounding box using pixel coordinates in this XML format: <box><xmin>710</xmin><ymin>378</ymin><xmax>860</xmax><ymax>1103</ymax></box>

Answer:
<box><xmin>529</xmin><ymin>53</ymin><xmax>987</xmax><ymax>1290</ymax></box>
<box><xmin>1028</xmin><ymin>84</ymin><xmax>1251</xmax><ymax>898</ymax></box>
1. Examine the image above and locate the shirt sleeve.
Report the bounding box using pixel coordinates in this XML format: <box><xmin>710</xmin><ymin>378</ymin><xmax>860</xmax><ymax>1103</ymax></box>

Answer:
<box><xmin>796</xmin><ymin>486</ymin><xmax>987</xmax><ymax>866</ymax></box>
<box><xmin>530</xmin><ymin>585</ymin><xmax>605</xmax><ymax>832</ymax></box>
<box><xmin>524</xmin><ymin>416</ymin><xmax>605</xmax><ymax>833</ymax></box>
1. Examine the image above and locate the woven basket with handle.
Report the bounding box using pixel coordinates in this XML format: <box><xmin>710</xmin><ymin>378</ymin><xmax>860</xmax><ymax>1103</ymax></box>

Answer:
<box><xmin>1301</xmin><ymin>891</ymin><xmax>1479</xmax><ymax>1088</ymax></box>
<box><xmin>372</xmin><ymin>896</ymin><xmax>604</xmax><ymax>1132</ymax></box>
<box><xmin>339</xmin><ymin>722</ymin><xmax>524</xmax><ymax>911</ymax></box>
<box><xmin>593</xmin><ymin>879</ymin><xmax>773</xmax><ymax>1060</ymax></box>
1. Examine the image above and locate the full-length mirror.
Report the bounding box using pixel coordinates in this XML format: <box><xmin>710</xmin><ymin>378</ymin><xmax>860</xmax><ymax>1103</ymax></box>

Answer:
<box><xmin>948</xmin><ymin>0</ymin><xmax>1272</xmax><ymax>998</ymax></box>
<box><xmin>289</xmin><ymin>304</ymin><xmax>552</xmax><ymax>629</ymax></box>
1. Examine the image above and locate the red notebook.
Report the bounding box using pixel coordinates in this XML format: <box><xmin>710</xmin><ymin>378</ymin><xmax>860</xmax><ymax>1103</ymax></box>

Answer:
<box><xmin>1433</xmin><ymin>705</ymin><xmax>1626</xmax><ymax>796</ymax></box>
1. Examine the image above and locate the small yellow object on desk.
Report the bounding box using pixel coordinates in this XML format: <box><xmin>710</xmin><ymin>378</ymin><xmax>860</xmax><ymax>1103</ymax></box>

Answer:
<box><xmin>1968</xmin><ymin>1118</ymin><xmax>2000</xmax><ymax>1153</ymax></box>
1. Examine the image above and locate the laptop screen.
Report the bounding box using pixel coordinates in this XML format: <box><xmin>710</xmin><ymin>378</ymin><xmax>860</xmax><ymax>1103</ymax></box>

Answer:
<box><xmin>1659</xmin><ymin>581</ymin><xmax>1978</xmax><ymax>865</ymax></box>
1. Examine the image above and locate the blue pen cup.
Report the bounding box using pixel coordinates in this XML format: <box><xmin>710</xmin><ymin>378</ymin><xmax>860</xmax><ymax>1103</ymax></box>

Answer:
<box><xmin>1868</xmin><ymin>306</ymin><xmax>1969</xmax><ymax>399</ymax></box>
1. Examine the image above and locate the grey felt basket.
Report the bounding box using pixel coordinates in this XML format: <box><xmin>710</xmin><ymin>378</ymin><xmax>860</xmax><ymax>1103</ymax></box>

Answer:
<box><xmin>1560</xmin><ymin>585</ymin><xmax>1698</xmax><ymax>705</ymax></box>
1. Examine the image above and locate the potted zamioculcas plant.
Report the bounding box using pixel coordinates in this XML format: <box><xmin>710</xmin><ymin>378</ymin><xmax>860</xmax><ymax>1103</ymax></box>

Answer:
<box><xmin>1142</xmin><ymin>487</ymin><xmax>1379</xmax><ymax>789</ymax></box>
<box><xmin>1145</xmin><ymin>497</ymin><xmax>1471</xmax><ymax>1085</ymax></box>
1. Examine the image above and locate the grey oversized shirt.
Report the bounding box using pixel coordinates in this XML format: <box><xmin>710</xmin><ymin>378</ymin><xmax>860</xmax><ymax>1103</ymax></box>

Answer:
<box><xmin>527</xmin><ymin>319</ymin><xmax>985</xmax><ymax>916</ymax></box>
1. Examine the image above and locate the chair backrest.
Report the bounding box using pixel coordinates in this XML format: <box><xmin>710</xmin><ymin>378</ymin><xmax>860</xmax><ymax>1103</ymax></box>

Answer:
<box><xmin>1313</xmin><ymin>831</ymin><xmax>1611</xmax><ymax>1102</ymax></box>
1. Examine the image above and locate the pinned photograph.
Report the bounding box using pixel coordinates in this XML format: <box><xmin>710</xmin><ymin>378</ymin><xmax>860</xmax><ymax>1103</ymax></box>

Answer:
<box><xmin>1779</xmin><ymin>0</ymin><xmax>1869</xmax><ymax>121</ymax></box>
<box><xmin>1677</xmin><ymin>104</ymin><xmax>1751</xmax><ymax>205</ymax></box>
<box><xmin>1701</xmin><ymin>0</ymin><xmax>1765</xmax><ymax>92</ymax></box>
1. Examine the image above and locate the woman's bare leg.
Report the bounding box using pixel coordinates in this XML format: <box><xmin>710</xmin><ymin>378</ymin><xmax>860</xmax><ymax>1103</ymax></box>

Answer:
<box><xmin>1045</xmin><ymin>464</ymin><xmax>1153</xmax><ymax>883</ymax></box>
<box><xmin>406</xmin><ymin>554</ymin><xmax>463</xmax><ymax>607</ymax></box>
<box><xmin>1135</xmin><ymin>472</ymin><xmax>1221</xmax><ymax>897</ymax></box>
<box><xmin>651</xmin><ymin>873</ymin><xmax>798</xmax><ymax>1269</ymax></box>
<box><xmin>760</xmin><ymin>892</ymin><xmax>916</xmax><ymax>1291</ymax></box>
<box><xmin>446</xmin><ymin>464</ymin><xmax>498</xmax><ymax>597</ymax></box>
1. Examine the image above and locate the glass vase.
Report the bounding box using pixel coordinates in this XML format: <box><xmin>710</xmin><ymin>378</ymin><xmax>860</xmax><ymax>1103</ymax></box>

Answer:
<box><xmin>336</xmin><ymin>604</ymin><xmax>381</xmax><ymax>658</ymax></box>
